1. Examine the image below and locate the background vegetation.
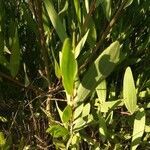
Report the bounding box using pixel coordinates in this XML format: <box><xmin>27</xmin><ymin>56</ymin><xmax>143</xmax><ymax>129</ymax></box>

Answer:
<box><xmin>0</xmin><ymin>0</ymin><xmax>149</xmax><ymax>149</ymax></box>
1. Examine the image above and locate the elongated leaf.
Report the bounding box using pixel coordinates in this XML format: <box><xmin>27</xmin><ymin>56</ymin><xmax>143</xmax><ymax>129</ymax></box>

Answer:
<box><xmin>62</xmin><ymin>105</ymin><xmax>72</xmax><ymax>123</ymax></box>
<box><xmin>44</xmin><ymin>0</ymin><xmax>67</xmax><ymax>42</ymax></box>
<box><xmin>9</xmin><ymin>27</ymin><xmax>20</xmax><ymax>77</ymax></box>
<box><xmin>123</xmin><ymin>67</ymin><xmax>137</xmax><ymax>114</ymax></box>
<box><xmin>74</xmin><ymin>0</ymin><xmax>81</xmax><ymax>22</ymax></box>
<box><xmin>61</xmin><ymin>38</ymin><xmax>77</xmax><ymax>95</ymax></box>
<box><xmin>0</xmin><ymin>132</ymin><xmax>5</xmax><ymax>146</ymax></box>
<box><xmin>101</xmin><ymin>0</ymin><xmax>111</xmax><ymax>20</ymax></box>
<box><xmin>131</xmin><ymin>108</ymin><xmax>145</xmax><ymax>150</ymax></box>
<box><xmin>58</xmin><ymin>1</ymin><xmax>68</xmax><ymax>15</ymax></box>
<box><xmin>75</xmin><ymin>41</ymin><xmax>120</xmax><ymax>103</ymax></box>
<box><xmin>75</xmin><ymin>30</ymin><xmax>89</xmax><ymax>58</ymax></box>
<box><xmin>96</xmin><ymin>79</ymin><xmax>107</xmax><ymax>103</ymax></box>
<box><xmin>55</xmin><ymin>101</ymin><xmax>63</xmax><ymax>122</ymax></box>
<box><xmin>52</xmin><ymin>50</ymin><xmax>61</xmax><ymax>79</ymax></box>
<box><xmin>99</xmin><ymin>113</ymin><xmax>108</xmax><ymax>140</ymax></box>
<box><xmin>124</xmin><ymin>0</ymin><xmax>133</xmax><ymax>8</ymax></box>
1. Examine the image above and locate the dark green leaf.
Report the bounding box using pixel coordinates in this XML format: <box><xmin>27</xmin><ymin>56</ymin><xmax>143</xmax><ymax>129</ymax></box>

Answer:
<box><xmin>9</xmin><ymin>27</ymin><xmax>20</xmax><ymax>77</ymax></box>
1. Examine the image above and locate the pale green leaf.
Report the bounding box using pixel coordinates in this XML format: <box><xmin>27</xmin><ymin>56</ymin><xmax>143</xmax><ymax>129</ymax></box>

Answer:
<box><xmin>131</xmin><ymin>108</ymin><xmax>145</xmax><ymax>150</ymax></box>
<box><xmin>73</xmin><ymin>0</ymin><xmax>81</xmax><ymax>22</ymax></box>
<box><xmin>74</xmin><ymin>104</ymin><xmax>84</xmax><ymax>119</ymax></box>
<box><xmin>55</xmin><ymin>101</ymin><xmax>63</xmax><ymax>122</ymax></box>
<box><xmin>62</xmin><ymin>105</ymin><xmax>72</xmax><ymax>123</ymax></box>
<box><xmin>124</xmin><ymin>0</ymin><xmax>134</xmax><ymax>8</ymax></box>
<box><xmin>44</xmin><ymin>0</ymin><xmax>67</xmax><ymax>42</ymax></box>
<box><xmin>61</xmin><ymin>38</ymin><xmax>77</xmax><ymax>95</ymax></box>
<box><xmin>123</xmin><ymin>67</ymin><xmax>137</xmax><ymax>114</ymax></box>
<box><xmin>96</xmin><ymin>79</ymin><xmax>107</xmax><ymax>103</ymax></box>
<box><xmin>82</xmin><ymin>103</ymin><xmax>91</xmax><ymax>117</ymax></box>
<box><xmin>52</xmin><ymin>50</ymin><xmax>61</xmax><ymax>79</ymax></box>
<box><xmin>75</xmin><ymin>41</ymin><xmax>120</xmax><ymax>103</ymax></box>
<box><xmin>58</xmin><ymin>1</ymin><xmax>68</xmax><ymax>15</ymax></box>
<box><xmin>73</xmin><ymin>117</ymin><xmax>86</xmax><ymax>131</ymax></box>
<box><xmin>99</xmin><ymin>100</ymin><xmax>123</xmax><ymax>112</ymax></box>
<box><xmin>75</xmin><ymin>29</ymin><xmax>89</xmax><ymax>58</ymax></box>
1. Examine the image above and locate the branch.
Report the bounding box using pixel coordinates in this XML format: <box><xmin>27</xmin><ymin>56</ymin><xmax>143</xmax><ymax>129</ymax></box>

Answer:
<box><xmin>0</xmin><ymin>71</ymin><xmax>43</xmax><ymax>94</ymax></box>
<box><xmin>79</xmin><ymin>0</ymin><xmax>127</xmax><ymax>71</ymax></box>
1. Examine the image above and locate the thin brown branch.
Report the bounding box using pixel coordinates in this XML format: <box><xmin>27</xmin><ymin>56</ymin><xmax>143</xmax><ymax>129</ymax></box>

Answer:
<box><xmin>0</xmin><ymin>71</ymin><xmax>43</xmax><ymax>94</ymax></box>
<box><xmin>79</xmin><ymin>0</ymin><xmax>128</xmax><ymax>71</ymax></box>
<box><xmin>30</xmin><ymin>0</ymin><xmax>51</xmax><ymax>84</ymax></box>
<box><xmin>82</xmin><ymin>0</ymin><xmax>96</xmax><ymax>30</ymax></box>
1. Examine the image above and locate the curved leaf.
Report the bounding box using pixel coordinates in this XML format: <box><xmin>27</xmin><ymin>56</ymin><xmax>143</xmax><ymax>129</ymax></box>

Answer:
<box><xmin>123</xmin><ymin>67</ymin><xmax>137</xmax><ymax>114</ymax></box>
<box><xmin>75</xmin><ymin>29</ymin><xmax>89</xmax><ymax>58</ymax></box>
<box><xmin>44</xmin><ymin>0</ymin><xmax>67</xmax><ymax>42</ymax></box>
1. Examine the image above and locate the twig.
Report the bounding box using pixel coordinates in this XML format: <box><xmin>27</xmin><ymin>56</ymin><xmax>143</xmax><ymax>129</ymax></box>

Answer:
<box><xmin>0</xmin><ymin>71</ymin><xmax>43</xmax><ymax>94</ymax></box>
<box><xmin>30</xmin><ymin>0</ymin><xmax>51</xmax><ymax>84</ymax></box>
<box><xmin>79</xmin><ymin>0</ymin><xmax>128</xmax><ymax>71</ymax></box>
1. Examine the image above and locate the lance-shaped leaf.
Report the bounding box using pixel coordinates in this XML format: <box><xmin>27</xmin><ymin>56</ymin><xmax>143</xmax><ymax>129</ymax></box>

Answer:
<box><xmin>73</xmin><ymin>0</ymin><xmax>81</xmax><ymax>23</ymax></box>
<box><xmin>9</xmin><ymin>27</ymin><xmax>20</xmax><ymax>77</ymax></box>
<box><xmin>101</xmin><ymin>0</ymin><xmax>111</xmax><ymax>21</ymax></box>
<box><xmin>75</xmin><ymin>41</ymin><xmax>120</xmax><ymax>103</ymax></box>
<box><xmin>75</xmin><ymin>29</ymin><xmax>89</xmax><ymax>58</ymax></box>
<box><xmin>123</xmin><ymin>67</ymin><xmax>137</xmax><ymax>114</ymax></box>
<box><xmin>44</xmin><ymin>0</ymin><xmax>67</xmax><ymax>42</ymax></box>
<box><xmin>131</xmin><ymin>108</ymin><xmax>145</xmax><ymax>150</ymax></box>
<box><xmin>61</xmin><ymin>38</ymin><xmax>77</xmax><ymax>95</ymax></box>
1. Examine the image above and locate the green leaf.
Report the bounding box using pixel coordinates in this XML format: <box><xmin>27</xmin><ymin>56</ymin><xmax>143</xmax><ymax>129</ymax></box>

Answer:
<box><xmin>75</xmin><ymin>29</ymin><xmax>89</xmax><ymax>58</ymax></box>
<box><xmin>46</xmin><ymin>125</ymin><xmax>69</xmax><ymax>138</ymax></box>
<box><xmin>124</xmin><ymin>0</ymin><xmax>134</xmax><ymax>8</ymax></box>
<box><xmin>61</xmin><ymin>38</ymin><xmax>77</xmax><ymax>95</ymax></box>
<box><xmin>73</xmin><ymin>117</ymin><xmax>86</xmax><ymax>131</ymax></box>
<box><xmin>44</xmin><ymin>0</ymin><xmax>67</xmax><ymax>42</ymax></box>
<box><xmin>55</xmin><ymin>101</ymin><xmax>63</xmax><ymax>122</ymax></box>
<box><xmin>82</xmin><ymin>103</ymin><xmax>91</xmax><ymax>117</ymax></box>
<box><xmin>0</xmin><ymin>132</ymin><xmax>5</xmax><ymax>146</ymax></box>
<box><xmin>75</xmin><ymin>41</ymin><xmax>120</xmax><ymax>103</ymax></box>
<box><xmin>99</xmin><ymin>113</ymin><xmax>108</xmax><ymax>140</ymax></box>
<box><xmin>131</xmin><ymin>108</ymin><xmax>145</xmax><ymax>150</ymax></box>
<box><xmin>52</xmin><ymin>50</ymin><xmax>61</xmax><ymax>79</ymax></box>
<box><xmin>9</xmin><ymin>27</ymin><xmax>20</xmax><ymax>77</ymax></box>
<box><xmin>98</xmin><ymin>100</ymin><xmax>123</xmax><ymax>113</ymax></box>
<box><xmin>101</xmin><ymin>0</ymin><xmax>111</xmax><ymax>20</ymax></box>
<box><xmin>123</xmin><ymin>67</ymin><xmax>137</xmax><ymax>114</ymax></box>
<box><xmin>74</xmin><ymin>104</ymin><xmax>84</xmax><ymax>119</ymax></box>
<box><xmin>62</xmin><ymin>105</ymin><xmax>72</xmax><ymax>123</ymax></box>
<box><xmin>58</xmin><ymin>1</ymin><xmax>68</xmax><ymax>15</ymax></box>
<box><xmin>96</xmin><ymin>79</ymin><xmax>107</xmax><ymax>103</ymax></box>
<box><xmin>73</xmin><ymin>0</ymin><xmax>81</xmax><ymax>22</ymax></box>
